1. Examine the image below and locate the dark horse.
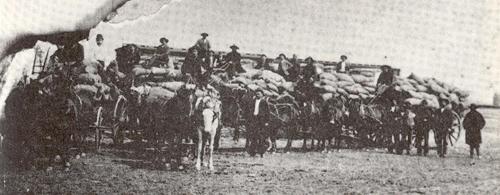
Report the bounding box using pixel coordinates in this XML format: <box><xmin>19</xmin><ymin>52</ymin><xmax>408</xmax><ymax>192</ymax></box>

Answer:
<box><xmin>3</xmin><ymin>75</ymin><xmax>78</xmax><ymax>169</ymax></box>
<box><xmin>346</xmin><ymin>84</ymin><xmax>411</xmax><ymax>151</ymax></box>
<box><xmin>148</xmin><ymin>85</ymin><xmax>196</xmax><ymax>169</ymax></box>
<box><xmin>316</xmin><ymin>98</ymin><xmax>347</xmax><ymax>152</ymax></box>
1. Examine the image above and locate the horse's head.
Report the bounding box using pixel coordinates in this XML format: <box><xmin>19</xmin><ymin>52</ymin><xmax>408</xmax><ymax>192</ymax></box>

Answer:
<box><xmin>129</xmin><ymin>85</ymin><xmax>150</xmax><ymax>106</ymax></box>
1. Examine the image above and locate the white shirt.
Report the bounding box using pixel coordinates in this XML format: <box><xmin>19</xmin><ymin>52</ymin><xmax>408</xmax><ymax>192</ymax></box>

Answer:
<box><xmin>339</xmin><ymin>61</ymin><xmax>347</xmax><ymax>72</ymax></box>
<box><xmin>254</xmin><ymin>98</ymin><xmax>262</xmax><ymax>116</ymax></box>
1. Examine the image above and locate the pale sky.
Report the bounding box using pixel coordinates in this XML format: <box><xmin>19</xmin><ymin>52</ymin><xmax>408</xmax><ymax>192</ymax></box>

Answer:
<box><xmin>1</xmin><ymin>0</ymin><xmax>499</xmax><ymax>105</ymax></box>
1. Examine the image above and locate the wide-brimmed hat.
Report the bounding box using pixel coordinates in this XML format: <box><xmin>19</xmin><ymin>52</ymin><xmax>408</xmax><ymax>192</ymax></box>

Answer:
<box><xmin>96</xmin><ymin>34</ymin><xmax>104</xmax><ymax>40</ymax></box>
<box><xmin>380</xmin><ymin>65</ymin><xmax>392</xmax><ymax>69</ymax></box>
<box><xmin>201</xmin><ymin>32</ymin><xmax>209</xmax><ymax>37</ymax></box>
<box><xmin>230</xmin><ymin>44</ymin><xmax>239</xmax><ymax>50</ymax></box>
<box><xmin>469</xmin><ymin>103</ymin><xmax>478</xmax><ymax>109</ymax></box>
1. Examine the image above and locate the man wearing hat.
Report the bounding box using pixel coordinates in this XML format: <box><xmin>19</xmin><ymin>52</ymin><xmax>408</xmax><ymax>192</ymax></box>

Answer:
<box><xmin>91</xmin><ymin>34</ymin><xmax>107</xmax><ymax>67</ymax></box>
<box><xmin>223</xmin><ymin>44</ymin><xmax>245</xmax><ymax>79</ymax></box>
<box><xmin>434</xmin><ymin>97</ymin><xmax>455</xmax><ymax>157</ymax></box>
<box><xmin>336</xmin><ymin>55</ymin><xmax>350</xmax><ymax>73</ymax></box>
<box><xmin>414</xmin><ymin>100</ymin><xmax>434</xmax><ymax>156</ymax></box>
<box><xmin>376</xmin><ymin>65</ymin><xmax>395</xmax><ymax>95</ymax></box>
<box><xmin>247</xmin><ymin>89</ymin><xmax>270</xmax><ymax>157</ymax></box>
<box><xmin>149</xmin><ymin>37</ymin><xmax>170</xmax><ymax>67</ymax></box>
<box><xmin>463</xmin><ymin>104</ymin><xmax>486</xmax><ymax>159</ymax></box>
<box><xmin>194</xmin><ymin>33</ymin><xmax>211</xmax><ymax>61</ymax></box>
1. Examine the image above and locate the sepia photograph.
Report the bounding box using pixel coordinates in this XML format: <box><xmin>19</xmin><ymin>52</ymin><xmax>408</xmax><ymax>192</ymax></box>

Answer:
<box><xmin>0</xmin><ymin>0</ymin><xmax>499</xmax><ymax>194</ymax></box>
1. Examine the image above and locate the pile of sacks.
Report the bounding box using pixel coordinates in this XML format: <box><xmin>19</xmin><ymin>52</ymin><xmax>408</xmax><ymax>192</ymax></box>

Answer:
<box><xmin>132</xmin><ymin>65</ymin><xmax>183</xmax><ymax>82</ymax></box>
<box><xmin>73</xmin><ymin>60</ymin><xmax>112</xmax><ymax>100</ymax></box>
<box><xmin>211</xmin><ymin>68</ymin><xmax>295</xmax><ymax>98</ymax></box>
<box><xmin>315</xmin><ymin>71</ymin><xmax>377</xmax><ymax>101</ymax></box>
<box><xmin>397</xmin><ymin>73</ymin><xmax>469</xmax><ymax>108</ymax></box>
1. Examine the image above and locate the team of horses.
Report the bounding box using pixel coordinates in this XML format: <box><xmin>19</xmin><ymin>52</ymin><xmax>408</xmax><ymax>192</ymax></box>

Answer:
<box><xmin>1</xmin><ymin>44</ymin><xmax>463</xmax><ymax>171</ymax></box>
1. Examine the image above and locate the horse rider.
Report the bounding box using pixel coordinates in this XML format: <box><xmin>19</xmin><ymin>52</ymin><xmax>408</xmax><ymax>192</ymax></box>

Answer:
<box><xmin>414</xmin><ymin>100</ymin><xmax>433</xmax><ymax>156</ymax></box>
<box><xmin>194</xmin><ymin>33</ymin><xmax>211</xmax><ymax>61</ymax></box>
<box><xmin>376</xmin><ymin>65</ymin><xmax>395</xmax><ymax>96</ymax></box>
<box><xmin>434</xmin><ymin>97</ymin><xmax>455</xmax><ymax>158</ymax></box>
<box><xmin>222</xmin><ymin>44</ymin><xmax>246</xmax><ymax>79</ymax></box>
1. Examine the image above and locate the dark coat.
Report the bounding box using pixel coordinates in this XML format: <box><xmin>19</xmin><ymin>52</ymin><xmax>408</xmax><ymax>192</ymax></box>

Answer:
<box><xmin>302</xmin><ymin>64</ymin><xmax>315</xmax><ymax>81</ymax></box>
<box><xmin>463</xmin><ymin>109</ymin><xmax>485</xmax><ymax>146</ymax></box>
<box><xmin>251</xmin><ymin>98</ymin><xmax>270</xmax><ymax>125</ymax></box>
<box><xmin>155</xmin><ymin>44</ymin><xmax>169</xmax><ymax>62</ymax></box>
<box><xmin>225</xmin><ymin>51</ymin><xmax>245</xmax><ymax>73</ymax></box>
<box><xmin>377</xmin><ymin>71</ymin><xmax>394</xmax><ymax>86</ymax></box>
<box><xmin>181</xmin><ymin>53</ymin><xmax>203</xmax><ymax>76</ymax></box>
<box><xmin>434</xmin><ymin>108</ymin><xmax>454</xmax><ymax>133</ymax></box>
<box><xmin>415</xmin><ymin>106</ymin><xmax>433</xmax><ymax>128</ymax></box>
<box><xmin>255</xmin><ymin>59</ymin><xmax>270</xmax><ymax>70</ymax></box>
<box><xmin>194</xmin><ymin>38</ymin><xmax>211</xmax><ymax>51</ymax></box>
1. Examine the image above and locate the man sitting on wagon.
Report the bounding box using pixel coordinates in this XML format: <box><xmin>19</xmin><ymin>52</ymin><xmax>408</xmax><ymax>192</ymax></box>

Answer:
<box><xmin>376</xmin><ymin>65</ymin><xmax>395</xmax><ymax>96</ymax></box>
<box><xmin>148</xmin><ymin>37</ymin><xmax>170</xmax><ymax>67</ymax></box>
<box><xmin>219</xmin><ymin>44</ymin><xmax>246</xmax><ymax>79</ymax></box>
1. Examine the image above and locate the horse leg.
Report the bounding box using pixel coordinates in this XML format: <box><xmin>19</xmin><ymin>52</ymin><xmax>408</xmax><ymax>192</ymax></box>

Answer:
<box><xmin>208</xmin><ymin>131</ymin><xmax>216</xmax><ymax>170</ymax></box>
<box><xmin>214</xmin><ymin>124</ymin><xmax>221</xmax><ymax>151</ymax></box>
<box><xmin>195</xmin><ymin>129</ymin><xmax>203</xmax><ymax>170</ymax></box>
<box><xmin>201</xmin><ymin>133</ymin><xmax>208</xmax><ymax>167</ymax></box>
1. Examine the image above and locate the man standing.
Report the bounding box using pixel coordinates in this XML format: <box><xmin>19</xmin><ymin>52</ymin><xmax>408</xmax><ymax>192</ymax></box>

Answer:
<box><xmin>289</xmin><ymin>54</ymin><xmax>301</xmax><ymax>81</ymax></box>
<box><xmin>463</xmin><ymin>104</ymin><xmax>486</xmax><ymax>159</ymax></box>
<box><xmin>402</xmin><ymin>102</ymin><xmax>416</xmax><ymax>155</ymax></box>
<box><xmin>435</xmin><ymin>98</ymin><xmax>455</xmax><ymax>158</ymax></box>
<box><xmin>92</xmin><ymin>34</ymin><xmax>107</xmax><ymax>67</ymax></box>
<box><xmin>414</xmin><ymin>100</ymin><xmax>433</xmax><ymax>156</ymax></box>
<box><xmin>336</xmin><ymin>55</ymin><xmax>350</xmax><ymax>73</ymax></box>
<box><xmin>224</xmin><ymin>44</ymin><xmax>245</xmax><ymax>79</ymax></box>
<box><xmin>194</xmin><ymin>33</ymin><xmax>211</xmax><ymax>61</ymax></box>
<box><xmin>255</xmin><ymin>54</ymin><xmax>270</xmax><ymax>70</ymax></box>
<box><xmin>248</xmin><ymin>89</ymin><xmax>270</xmax><ymax>157</ymax></box>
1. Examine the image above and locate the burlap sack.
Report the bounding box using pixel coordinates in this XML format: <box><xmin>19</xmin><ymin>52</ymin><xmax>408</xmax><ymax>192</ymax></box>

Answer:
<box><xmin>158</xmin><ymin>81</ymin><xmax>185</xmax><ymax>91</ymax></box>
<box><xmin>319</xmin><ymin>73</ymin><xmax>338</xmax><ymax>81</ymax></box>
<box><xmin>335</xmin><ymin>73</ymin><xmax>355</xmax><ymax>83</ymax></box>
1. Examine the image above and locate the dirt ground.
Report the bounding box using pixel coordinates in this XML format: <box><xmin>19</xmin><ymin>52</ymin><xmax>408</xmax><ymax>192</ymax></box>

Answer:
<box><xmin>1</xmin><ymin>108</ymin><xmax>500</xmax><ymax>194</ymax></box>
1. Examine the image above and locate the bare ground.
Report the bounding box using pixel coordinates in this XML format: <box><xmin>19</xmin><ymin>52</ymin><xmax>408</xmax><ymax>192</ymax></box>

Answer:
<box><xmin>2</xmin><ymin>108</ymin><xmax>500</xmax><ymax>194</ymax></box>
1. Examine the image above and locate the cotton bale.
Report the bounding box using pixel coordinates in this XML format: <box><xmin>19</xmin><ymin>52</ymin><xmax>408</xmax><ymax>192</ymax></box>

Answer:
<box><xmin>343</xmin><ymin>85</ymin><xmax>359</xmax><ymax>94</ymax></box>
<box><xmin>415</xmin><ymin>85</ymin><xmax>428</xmax><ymax>92</ymax></box>
<box><xmin>145</xmin><ymin>87</ymin><xmax>175</xmax><ymax>103</ymax></box>
<box><xmin>241</xmin><ymin>68</ymin><xmax>262</xmax><ymax>79</ymax></box>
<box><xmin>348</xmin><ymin>94</ymin><xmax>360</xmax><ymax>99</ymax></box>
<box><xmin>74</xmin><ymin>84</ymin><xmax>98</xmax><ymax>96</ymax></box>
<box><xmin>337</xmin><ymin>81</ymin><xmax>354</xmax><ymax>88</ymax></box>
<box><xmin>255</xmin><ymin>79</ymin><xmax>268</xmax><ymax>89</ymax></box>
<box><xmin>351</xmin><ymin>74</ymin><xmax>371</xmax><ymax>83</ymax></box>
<box><xmin>267</xmin><ymin>83</ymin><xmax>279</xmax><ymax>92</ymax></box>
<box><xmin>151</xmin><ymin>67</ymin><xmax>169</xmax><ymax>75</ymax></box>
<box><xmin>232</xmin><ymin>76</ymin><xmax>251</xmax><ymax>85</ymax></box>
<box><xmin>261</xmin><ymin>70</ymin><xmax>285</xmax><ymax>83</ymax></box>
<box><xmin>247</xmin><ymin>84</ymin><xmax>259</xmax><ymax>91</ymax></box>
<box><xmin>132</xmin><ymin>67</ymin><xmax>152</xmax><ymax>76</ymax></box>
<box><xmin>281</xmin><ymin>81</ymin><xmax>295</xmax><ymax>92</ymax></box>
<box><xmin>360</xmin><ymin>71</ymin><xmax>375</xmax><ymax>77</ymax></box>
<box><xmin>365</xmin><ymin>86</ymin><xmax>376</xmax><ymax>93</ymax></box>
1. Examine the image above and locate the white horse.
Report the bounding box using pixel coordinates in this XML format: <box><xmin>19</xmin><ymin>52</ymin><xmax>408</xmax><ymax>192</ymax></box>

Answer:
<box><xmin>195</xmin><ymin>94</ymin><xmax>221</xmax><ymax>171</ymax></box>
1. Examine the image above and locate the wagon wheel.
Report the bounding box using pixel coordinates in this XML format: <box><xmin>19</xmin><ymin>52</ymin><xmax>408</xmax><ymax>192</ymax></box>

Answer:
<box><xmin>112</xmin><ymin>95</ymin><xmax>127</xmax><ymax>145</ymax></box>
<box><xmin>95</xmin><ymin>106</ymin><xmax>104</xmax><ymax>151</ymax></box>
<box><xmin>448</xmin><ymin>111</ymin><xmax>462</xmax><ymax>146</ymax></box>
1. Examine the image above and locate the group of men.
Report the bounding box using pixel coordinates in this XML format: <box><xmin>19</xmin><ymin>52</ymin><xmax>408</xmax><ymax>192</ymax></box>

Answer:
<box><xmin>45</xmin><ymin>32</ymin><xmax>486</xmax><ymax>159</ymax></box>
